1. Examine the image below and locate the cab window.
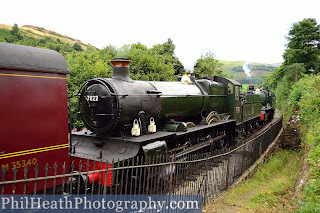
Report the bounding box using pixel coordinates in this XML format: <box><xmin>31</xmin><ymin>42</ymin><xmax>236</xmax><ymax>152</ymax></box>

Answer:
<box><xmin>228</xmin><ymin>83</ymin><xmax>234</xmax><ymax>94</ymax></box>
<box><xmin>235</xmin><ymin>86</ymin><xmax>240</xmax><ymax>100</ymax></box>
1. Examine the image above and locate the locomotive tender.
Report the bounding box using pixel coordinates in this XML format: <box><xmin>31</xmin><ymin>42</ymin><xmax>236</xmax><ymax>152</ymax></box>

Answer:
<box><xmin>0</xmin><ymin>42</ymin><xmax>274</xmax><ymax>194</ymax></box>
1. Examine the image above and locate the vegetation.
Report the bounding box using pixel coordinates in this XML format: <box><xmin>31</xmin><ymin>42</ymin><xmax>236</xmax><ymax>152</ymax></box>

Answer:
<box><xmin>262</xmin><ymin>18</ymin><xmax>320</xmax><ymax>211</ymax></box>
<box><xmin>283</xmin><ymin>18</ymin><xmax>320</xmax><ymax>73</ymax></box>
<box><xmin>72</xmin><ymin>43</ymin><xmax>83</xmax><ymax>52</ymax></box>
<box><xmin>288</xmin><ymin>75</ymin><xmax>320</xmax><ymax>212</ymax></box>
<box><xmin>204</xmin><ymin>150</ymin><xmax>301</xmax><ymax>212</ymax></box>
<box><xmin>232</xmin><ymin>64</ymin><xmax>276</xmax><ymax>72</ymax></box>
<box><xmin>193</xmin><ymin>51</ymin><xmax>228</xmax><ymax>78</ymax></box>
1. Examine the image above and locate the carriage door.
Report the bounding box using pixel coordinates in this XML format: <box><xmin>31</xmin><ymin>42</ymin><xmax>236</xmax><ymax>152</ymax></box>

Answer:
<box><xmin>234</xmin><ymin>85</ymin><xmax>241</xmax><ymax>123</ymax></box>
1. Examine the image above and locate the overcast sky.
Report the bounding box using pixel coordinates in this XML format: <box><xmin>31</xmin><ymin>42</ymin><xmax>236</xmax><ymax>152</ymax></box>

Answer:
<box><xmin>1</xmin><ymin>0</ymin><xmax>320</xmax><ymax>69</ymax></box>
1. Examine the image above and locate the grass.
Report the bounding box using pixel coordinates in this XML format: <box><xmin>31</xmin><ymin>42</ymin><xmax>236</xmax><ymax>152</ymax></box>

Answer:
<box><xmin>205</xmin><ymin>149</ymin><xmax>302</xmax><ymax>212</ymax></box>
<box><xmin>242</xmin><ymin>150</ymin><xmax>300</xmax><ymax>210</ymax></box>
<box><xmin>242</xmin><ymin>84</ymin><xmax>250</xmax><ymax>90</ymax></box>
<box><xmin>0</xmin><ymin>28</ymin><xmax>11</xmax><ymax>38</ymax></box>
<box><xmin>220</xmin><ymin>60</ymin><xmax>245</xmax><ymax>74</ymax></box>
<box><xmin>0</xmin><ymin>24</ymin><xmax>12</xmax><ymax>30</ymax></box>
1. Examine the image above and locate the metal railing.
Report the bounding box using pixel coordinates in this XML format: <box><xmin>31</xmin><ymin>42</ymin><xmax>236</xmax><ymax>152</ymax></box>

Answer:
<box><xmin>1</xmin><ymin>115</ymin><xmax>283</xmax><ymax>205</ymax></box>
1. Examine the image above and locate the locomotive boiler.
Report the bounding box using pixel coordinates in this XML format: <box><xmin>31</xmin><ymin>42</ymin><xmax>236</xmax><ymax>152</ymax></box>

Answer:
<box><xmin>78</xmin><ymin>59</ymin><xmax>228</xmax><ymax>136</ymax></box>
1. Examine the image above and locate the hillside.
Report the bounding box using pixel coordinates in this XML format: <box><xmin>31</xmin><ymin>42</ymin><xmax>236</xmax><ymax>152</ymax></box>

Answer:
<box><xmin>0</xmin><ymin>24</ymin><xmax>92</xmax><ymax>51</ymax></box>
<box><xmin>220</xmin><ymin>60</ymin><xmax>281</xmax><ymax>86</ymax></box>
<box><xmin>22</xmin><ymin>25</ymin><xmax>90</xmax><ymax>48</ymax></box>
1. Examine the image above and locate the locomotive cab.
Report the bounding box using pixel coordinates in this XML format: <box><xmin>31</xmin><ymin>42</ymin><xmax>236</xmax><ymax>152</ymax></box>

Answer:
<box><xmin>209</xmin><ymin>76</ymin><xmax>243</xmax><ymax>124</ymax></box>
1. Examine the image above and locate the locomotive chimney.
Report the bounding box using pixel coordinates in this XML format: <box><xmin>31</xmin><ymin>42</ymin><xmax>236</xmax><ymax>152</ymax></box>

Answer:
<box><xmin>248</xmin><ymin>85</ymin><xmax>255</xmax><ymax>91</ymax></box>
<box><xmin>111</xmin><ymin>59</ymin><xmax>131</xmax><ymax>81</ymax></box>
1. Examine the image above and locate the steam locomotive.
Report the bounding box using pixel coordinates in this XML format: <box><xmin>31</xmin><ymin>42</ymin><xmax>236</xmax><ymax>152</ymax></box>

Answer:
<box><xmin>0</xmin><ymin>42</ymin><xmax>274</xmax><ymax>194</ymax></box>
<box><xmin>70</xmin><ymin>59</ymin><xmax>275</xmax><ymax>191</ymax></box>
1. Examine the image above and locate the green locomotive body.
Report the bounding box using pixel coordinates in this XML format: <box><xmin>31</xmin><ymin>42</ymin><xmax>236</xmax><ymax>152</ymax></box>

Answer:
<box><xmin>70</xmin><ymin>58</ymin><xmax>275</xmax><ymax>193</ymax></box>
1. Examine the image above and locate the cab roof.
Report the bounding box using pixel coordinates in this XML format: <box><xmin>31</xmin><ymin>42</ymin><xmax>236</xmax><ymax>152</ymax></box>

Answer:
<box><xmin>0</xmin><ymin>42</ymin><xmax>70</xmax><ymax>74</ymax></box>
<box><xmin>211</xmin><ymin>76</ymin><xmax>242</xmax><ymax>86</ymax></box>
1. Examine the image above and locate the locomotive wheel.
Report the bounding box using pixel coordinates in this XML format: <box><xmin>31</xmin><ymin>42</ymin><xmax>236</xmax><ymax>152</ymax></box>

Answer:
<box><xmin>218</xmin><ymin>138</ymin><xmax>228</xmax><ymax>149</ymax></box>
<box><xmin>254</xmin><ymin>119</ymin><xmax>260</xmax><ymax>130</ymax></box>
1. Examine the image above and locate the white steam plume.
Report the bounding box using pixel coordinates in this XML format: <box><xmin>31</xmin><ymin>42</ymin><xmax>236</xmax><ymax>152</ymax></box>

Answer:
<box><xmin>242</xmin><ymin>61</ymin><xmax>252</xmax><ymax>78</ymax></box>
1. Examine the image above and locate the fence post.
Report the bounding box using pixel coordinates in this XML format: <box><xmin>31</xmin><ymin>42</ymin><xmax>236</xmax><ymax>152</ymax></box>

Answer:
<box><xmin>103</xmin><ymin>160</ymin><xmax>109</xmax><ymax>195</ymax></box>
<box><xmin>168</xmin><ymin>154</ymin><xmax>175</xmax><ymax>195</ymax></box>
<box><xmin>1</xmin><ymin>167</ymin><xmax>6</xmax><ymax>195</ymax></box>
<box><xmin>23</xmin><ymin>165</ymin><xmax>29</xmax><ymax>195</ymax></box>
<box><xmin>204</xmin><ymin>155</ymin><xmax>209</xmax><ymax>205</ymax></box>
<box><xmin>77</xmin><ymin>161</ymin><xmax>83</xmax><ymax>195</ymax></box>
<box><xmin>12</xmin><ymin>166</ymin><xmax>17</xmax><ymax>194</ymax></box>
<box><xmin>61</xmin><ymin>162</ymin><xmax>66</xmax><ymax>195</ymax></box>
<box><xmin>69</xmin><ymin>161</ymin><xmax>74</xmax><ymax>194</ymax></box>
<box><xmin>34</xmin><ymin>164</ymin><xmax>39</xmax><ymax>195</ymax></box>
<box><xmin>53</xmin><ymin>163</ymin><xmax>57</xmax><ymax>195</ymax></box>
<box><xmin>225</xmin><ymin>157</ymin><xmax>230</xmax><ymax>189</ymax></box>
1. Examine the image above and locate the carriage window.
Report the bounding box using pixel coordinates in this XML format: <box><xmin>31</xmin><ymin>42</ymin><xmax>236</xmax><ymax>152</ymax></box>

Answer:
<box><xmin>228</xmin><ymin>83</ymin><xmax>233</xmax><ymax>94</ymax></box>
<box><xmin>235</xmin><ymin>86</ymin><xmax>240</xmax><ymax>100</ymax></box>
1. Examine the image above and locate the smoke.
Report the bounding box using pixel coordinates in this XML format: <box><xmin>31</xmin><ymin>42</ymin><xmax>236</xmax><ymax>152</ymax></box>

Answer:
<box><xmin>242</xmin><ymin>61</ymin><xmax>252</xmax><ymax>78</ymax></box>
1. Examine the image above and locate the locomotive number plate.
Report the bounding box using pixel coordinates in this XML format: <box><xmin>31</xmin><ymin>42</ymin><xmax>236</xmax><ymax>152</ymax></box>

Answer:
<box><xmin>85</xmin><ymin>95</ymin><xmax>99</xmax><ymax>102</ymax></box>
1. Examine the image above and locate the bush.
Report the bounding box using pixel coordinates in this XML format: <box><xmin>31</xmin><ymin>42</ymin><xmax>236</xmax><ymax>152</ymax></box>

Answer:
<box><xmin>285</xmin><ymin>74</ymin><xmax>320</xmax><ymax>211</ymax></box>
<box><xmin>72</xmin><ymin>43</ymin><xmax>83</xmax><ymax>52</ymax></box>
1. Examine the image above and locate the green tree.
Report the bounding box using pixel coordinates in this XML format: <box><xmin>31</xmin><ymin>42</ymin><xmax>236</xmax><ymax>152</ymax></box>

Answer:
<box><xmin>72</xmin><ymin>43</ymin><xmax>83</xmax><ymax>51</ymax></box>
<box><xmin>151</xmin><ymin>38</ymin><xmax>175</xmax><ymax>55</ymax></box>
<box><xmin>151</xmin><ymin>38</ymin><xmax>185</xmax><ymax>75</ymax></box>
<box><xmin>124</xmin><ymin>39</ymin><xmax>184</xmax><ymax>81</ymax></box>
<box><xmin>128</xmin><ymin>44</ymin><xmax>176</xmax><ymax>81</ymax></box>
<box><xmin>283</xmin><ymin>18</ymin><xmax>320</xmax><ymax>73</ymax></box>
<box><xmin>193</xmin><ymin>51</ymin><xmax>227</xmax><ymax>79</ymax></box>
<box><xmin>11</xmin><ymin>23</ymin><xmax>23</xmax><ymax>40</ymax></box>
<box><xmin>262</xmin><ymin>18</ymin><xmax>320</xmax><ymax>110</ymax></box>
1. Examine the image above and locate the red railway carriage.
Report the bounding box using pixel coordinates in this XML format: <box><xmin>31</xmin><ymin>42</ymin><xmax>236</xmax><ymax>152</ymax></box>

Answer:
<box><xmin>0</xmin><ymin>42</ymin><xmax>70</xmax><ymax>194</ymax></box>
